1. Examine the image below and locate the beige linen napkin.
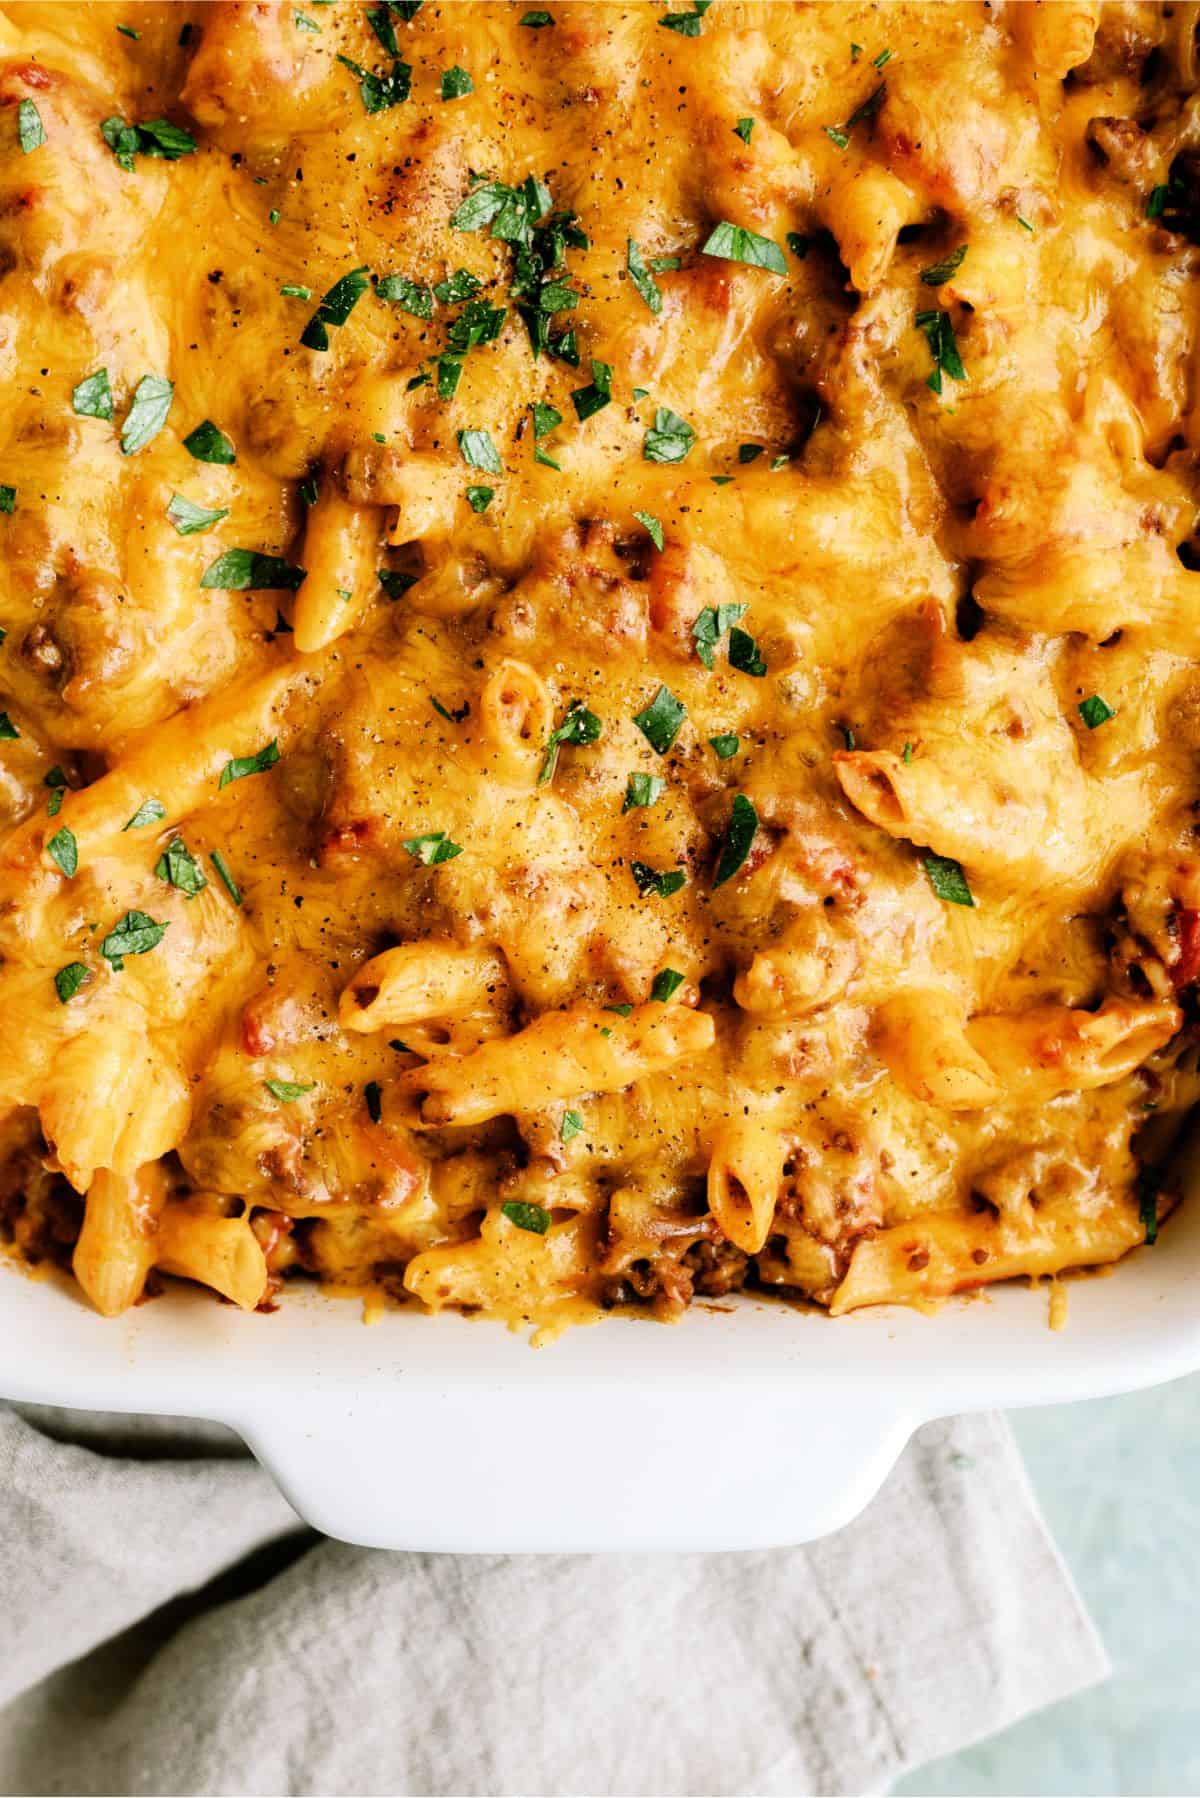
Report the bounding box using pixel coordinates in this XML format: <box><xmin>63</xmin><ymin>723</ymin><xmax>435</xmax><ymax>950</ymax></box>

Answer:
<box><xmin>0</xmin><ymin>1404</ymin><xmax>1106</xmax><ymax>1797</ymax></box>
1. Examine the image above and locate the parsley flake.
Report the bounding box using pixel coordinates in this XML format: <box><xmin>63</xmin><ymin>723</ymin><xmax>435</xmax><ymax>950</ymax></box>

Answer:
<box><xmin>633</xmin><ymin>509</ymin><xmax>664</xmax><ymax>550</ymax></box>
<box><xmin>915</xmin><ymin>307</ymin><xmax>966</xmax><ymax>394</ymax></box>
<box><xmin>201</xmin><ymin>550</ymin><xmax>306</xmax><ymax>590</ymax></box>
<box><xmin>18</xmin><ymin>99</ymin><xmax>45</xmax><ymax>155</ymax></box>
<box><xmin>336</xmin><ymin>53</ymin><xmax>412</xmax><ymax>114</ymax></box>
<box><xmin>458</xmin><ymin>428</ymin><xmax>503</xmax><ymax>474</ymax></box>
<box><xmin>658</xmin><ymin>2</ymin><xmax>712</xmax><ymax>35</ymax></box>
<box><xmin>183</xmin><ymin>419</ymin><xmax>236</xmax><ymax>464</ymax></box>
<box><xmin>155</xmin><ymin>836</ymin><xmax>206</xmax><ymax>897</ymax></box>
<box><xmin>919</xmin><ymin>244</ymin><xmax>968</xmax><ymax>286</ymax></box>
<box><xmin>100</xmin><ymin>909</ymin><xmax>168</xmax><ymax>969</ymax></box>
<box><xmin>501</xmin><ymin>1199</ymin><xmax>550</xmax><ymax>1233</ymax></box>
<box><xmin>1079</xmin><ymin>695</ymin><xmax>1116</xmax><ymax>729</ymax></box>
<box><xmin>632</xmin><ymin>860</ymin><xmax>687</xmax><ymax>898</ymax></box>
<box><xmin>627</xmin><ymin>239</ymin><xmax>663</xmax><ymax>314</ymax></box>
<box><xmin>560</xmin><ymin>1109</ymin><xmax>583</xmax><ymax>1143</ymax></box>
<box><xmin>701</xmin><ymin>220</ymin><xmax>787</xmax><ymax>274</ymax></box>
<box><xmin>466</xmin><ymin>485</ymin><xmax>495</xmax><ymax>512</ymax></box>
<box><xmin>120</xmin><ymin>373</ymin><xmax>173</xmax><ymax>455</ymax></box>
<box><xmin>376</xmin><ymin>272</ymin><xmax>433</xmax><ymax>317</ymax></box>
<box><xmin>713</xmin><ymin>792</ymin><xmax>759</xmax><ymax>886</ymax></box>
<box><xmin>167</xmin><ymin>493</ymin><xmax>229</xmax><ymax>535</ymax></box>
<box><xmin>47</xmin><ymin>825</ymin><xmax>77</xmax><ymax>878</ymax></box>
<box><xmin>300</xmin><ymin>266</ymin><xmax>370</xmax><ymax>351</ymax></box>
<box><xmin>219</xmin><ymin>741</ymin><xmax>280</xmax><ymax>787</ymax></box>
<box><xmin>649</xmin><ymin>967</ymin><xmax>685</xmax><ymax>1001</ymax></box>
<box><xmin>55</xmin><ymin>962</ymin><xmax>91</xmax><ymax>1004</ymax></box>
<box><xmin>571</xmin><ymin>358</ymin><xmax>613</xmax><ymax>421</ymax></box>
<box><xmin>441</xmin><ymin>65</ymin><xmax>473</xmax><ymax>100</ymax></box>
<box><xmin>643</xmin><ymin>406</ymin><xmax>696</xmax><ymax>463</ymax></box>
<box><xmin>728</xmin><ymin>625</ymin><xmax>767</xmax><ymax>677</ymax></box>
<box><xmin>734</xmin><ymin>116</ymin><xmax>754</xmax><ymax>144</ymax></box>
<box><xmin>623</xmin><ymin>772</ymin><xmax>665</xmax><ymax>812</ymax></box>
<box><xmin>539</xmin><ymin>700</ymin><xmax>602</xmax><ymax>784</ymax></box>
<box><xmin>403</xmin><ymin>830</ymin><xmax>464</xmax><ymax>864</ymax></box>
<box><xmin>123</xmin><ymin>798</ymin><xmax>164</xmax><ymax>831</ymax></box>
<box><xmin>210</xmin><ymin>848</ymin><xmax>242</xmax><ymax>905</ymax></box>
<box><xmin>692</xmin><ymin>600</ymin><xmax>746</xmax><ymax>668</ymax></box>
<box><xmin>709</xmin><ymin>732</ymin><xmax>739</xmax><ymax>758</ymax></box>
<box><xmin>263</xmin><ymin>1078</ymin><xmax>314</xmax><ymax>1103</ymax></box>
<box><xmin>633</xmin><ymin>685</ymin><xmax>686</xmax><ymax>754</ymax></box>
<box><xmin>923</xmin><ymin>853</ymin><xmax>974</xmax><ymax>907</ymax></box>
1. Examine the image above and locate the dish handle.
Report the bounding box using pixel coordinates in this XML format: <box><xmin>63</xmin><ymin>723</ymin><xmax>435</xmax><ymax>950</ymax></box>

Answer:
<box><xmin>234</xmin><ymin>1384</ymin><xmax>916</xmax><ymax>1553</ymax></box>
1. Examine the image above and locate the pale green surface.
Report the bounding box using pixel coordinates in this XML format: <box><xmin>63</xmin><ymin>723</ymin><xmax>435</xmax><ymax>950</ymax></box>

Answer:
<box><xmin>896</xmin><ymin>1376</ymin><xmax>1200</xmax><ymax>1797</ymax></box>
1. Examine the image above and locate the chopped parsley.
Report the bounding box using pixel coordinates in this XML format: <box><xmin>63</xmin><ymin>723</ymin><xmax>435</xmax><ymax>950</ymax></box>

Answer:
<box><xmin>713</xmin><ymin>793</ymin><xmax>759</xmax><ymax>886</ymax></box>
<box><xmin>501</xmin><ymin>1199</ymin><xmax>550</xmax><ymax>1234</ymax></box>
<box><xmin>919</xmin><ymin>244</ymin><xmax>968</xmax><ymax>286</ymax></box>
<box><xmin>120</xmin><ymin>373</ymin><xmax>173</xmax><ymax>455</ymax></box>
<box><xmin>733</xmin><ymin>116</ymin><xmax>754</xmax><ymax>144</ymax></box>
<box><xmin>627</xmin><ymin>239</ymin><xmax>663</xmax><ymax>314</ymax></box>
<box><xmin>571</xmin><ymin>358</ymin><xmax>613</xmax><ymax>421</ymax></box>
<box><xmin>101</xmin><ymin>115</ymin><xmax>196</xmax><ymax>170</ymax></box>
<box><xmin>1138</xmin><ymin>1171</ymin><xmax>1159</xmax><ymax>1245</ymax></box>
<box><xmin>300</xmin><ymin>266</ymin><xmax>370</xmax><ymax>351</ymax></box>
<box><xmin>167</xmin><ymin>493</ymin><xmax>229</xmax><ymax>535</ymax></box>
<box><xmin>873</xmin><ymin>46</ymin><xmax>893</xmax><ymax>67</ymax></box>
<box><xmin>658</xmin><ymin>2</ymin><xmax>712</xmax><ymax>35</ymax></box>
<box><xmin>787</xmin><ymin>232</ymin><xmax>809</xmax><ymax>259</ymax></box>
<box><xmin>44</xmin><ymin>767</ymin><xmax>68</xmax><ymax>817</ymax></box>
<box><xmin>376</xmin><ymin>273</ymin><xmax>433</xmax><ymax>318</ymax></box>
<box><xmin>183</xmin><ymin>419</ymin><xmax>236</xmax><ymax>464</ymax></box>
<box><xmin>1079</xmin><ymin>695</ymin><xmax>1115</xmax><ymax>729</ymax></box>
<box><xmin>0</xmin><ymin>486</ymin><xmax>14</xmax><ymax>514</ymax></box>
<box><xmin>701</xmin><ymin>220</ymin><xmax>787</xmax><ymax>274</ymax></box>
<box><xmin>218</xmin><ymin>741</ymin><xmax>281</xmax><ymax>788</ymax></box>
<box><xmin>336</xmin><ymin>53</ymin><xmax>412</xmax><ymax>114</ymax></box>
<box><xmin>560</xmin><ymin>1109</ymin><xmax>583</xmax><ymax>1143</ymax></box>
<box><xmin>458</xmin><ymin>428</ymin><xmax>503</xmax><ymax>473</ymax></box>
<box><xmin>915</xmin><ymin>307</ymin><xmax>966</xmax><ymax>394</ymax></box>
<box><xmin>155</xmin><ymin>836</ymin><xmax>206</xmax><ymax>897</ymax></box>
<box><xmin>692</xmin><ymin>600</ymin><xmax>747</xmax><ymax>668</ymax></box>
<box><xmin>709</xmin><ymin>733</ymin><xmax>739</xmax><ymax>758</ymax></box>
<box><xmin>466</xmin><ymin>485</ymin><xmax>494</xmax><ymax>512</ymax></box>
<box><xmin>539</xmin><ymin>700</ymin><xmax>602</xmax><ymax>784</ymax></box>
<box><xmin>631</xmin><ymin>860</ymin><xmax>687</xmax><ymax>898</ymax></box>
<box><xmin>100</xmin><ymin>909</ymin><xmax>168</xmax><ymax>969</ymax></box>
<box><xmin>923</xmin><ymin>853</ymin><xmax>974</xmax><ymax>907</ymax></box>
<box><xmin>633</xmin><ymin>509</ymin><xmax>664</xmax><ymax>550</ymax></box>
<box><xmin>18</xmin><ymin>99</ymin><xmax>45</xmax><ymax>155</ymax></box>
<box><xmin>210</xmin><ymin>848</ymin><xmax>242</xmax><ymax>905</ymax></box>
<box><xmin>643</xmin><ymin>406</ymin><xmax>696</xmax><ymax>463</ymax></box>
<box><xmin>201</xmin><ymin>550</ymin><xmax>306</xmax><ymax>590</ymax></box>
<box><xmin>378</xmin><ymin>567</ymin><xmax>417</xmax><ymax>600</ymax></box>
<box><xmin>728</xmin><ymin>625</ymin><xmax>767</xmax><ymax>677</ymax></box>
<box><xmin>531</xmin><ymin>401</ymin><xmax>563</xmax><ymax>464</ymax></box>
<box><xmin>431</xmin><ymin>696</ymin><xmax>469</xmax><ymax>722</ymax></box>
<box><xmin>55</xmin><ymin>962</ymin><xmax>91</xmax><ymax>1004</ymax></box>
<box><xmin>402</xmin><ymin>830</ymin><xmax>464</xmax><ymax>864</ymax></box>
<box><xmin>365</xmin><ymin>1080</ymin><xmax>383</xmax><ymax>1123</ymax></box>
<box><xmin>263</xmin><ymin>1078</ymin><xmax>314</xmax><ymax>1103</ymax></box>
<box><xmin>441</xmin><ymin>65</ymin><xmax>473</xmax><ymax>99</ymax></box>
<box><xmin>47</xmin><ymin>825</ymin><xmax>77</xmax><ymax>878</ymax></box>
<box><xmin>521</xmin><ymin>9</ymin><xmax>554</xmax><ymax>21</ymax></box>
<box><xmin>280</xmin><ymin>282</ymin><xmax>313</xmax><ymax>300</ymax></box>
<box><xmin>623</xmin><ymin>772</ymin><xmax>665</xmax><ymax>812</ymax></box>
<box><xmin>123</xmin><ymin>798</ymin><xmax>165</xmax><ymax>831</ymax></box>
<box><xmin>738</xmin><ymin>443</ymin><xmax>764</xmax><ymax>464</ymax></box>
<box><xmin>649</xmin><ymin>967</ymin><xmax>685</xmax><ymax>1001</ymax></box>
<box><xmin>1017</xmin><ymin>214</ymin><xmax>1035</xmax><ymax>233</ymax></box>
<box><xmin>434</xmin><ymin>268</ymin><xmax>482</xmax><ymax>304</ymax></box>
<box><xmin>365</xmin><ymin>3</ymin><xmax>400</xmax><ymax>51</ymax></box>
<box><xmin>0</xmin><ymin>713</ymin><xmax>17</xmax><ymax>739</ymax></box>
<box><xmin>633</xmin><ymin>685</ymin><xmax>686</xmax><ymax>754</ymax></box>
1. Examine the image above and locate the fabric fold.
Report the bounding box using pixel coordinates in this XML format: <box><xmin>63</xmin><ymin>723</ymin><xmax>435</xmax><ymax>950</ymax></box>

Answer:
<box><xmin>0</xmin><ymin>1406</ymin><xmax>1107</xmax><ymax>1797</ymax></box>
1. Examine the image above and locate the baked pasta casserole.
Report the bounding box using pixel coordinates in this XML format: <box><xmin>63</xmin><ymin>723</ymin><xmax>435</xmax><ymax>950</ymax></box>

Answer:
<box><xmin>1</xmin><ymin>0</ymin><xmax>1199</xmax><ymax>1331</ymax></box>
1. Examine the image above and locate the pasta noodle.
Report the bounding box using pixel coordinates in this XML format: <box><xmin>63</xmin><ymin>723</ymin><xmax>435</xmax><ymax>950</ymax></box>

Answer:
<box><xmin>1</xmin><ymin>0</ymin><xmax>1198</xmax><ymax>1331</ymax></box>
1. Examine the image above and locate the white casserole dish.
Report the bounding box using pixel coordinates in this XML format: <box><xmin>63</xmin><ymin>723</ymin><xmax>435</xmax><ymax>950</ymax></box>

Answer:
<box><xmin>4</xmin><ymin>1144</ymin><xmax>1199</xmax><ymax>1553</ymax></box>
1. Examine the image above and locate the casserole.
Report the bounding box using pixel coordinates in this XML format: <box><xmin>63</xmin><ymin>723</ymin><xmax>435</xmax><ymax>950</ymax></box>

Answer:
<box><xmin>4</xmin><ymin>1134</ymin><xmax>1198</xmax><ymax>1553</ymax></box>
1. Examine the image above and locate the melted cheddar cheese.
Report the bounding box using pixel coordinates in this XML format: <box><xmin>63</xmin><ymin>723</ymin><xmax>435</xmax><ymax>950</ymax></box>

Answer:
<box><xmin>1</xmin><ymin>0</ymin><xmax>1199</xmax><ymax>1330</ymax></box>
